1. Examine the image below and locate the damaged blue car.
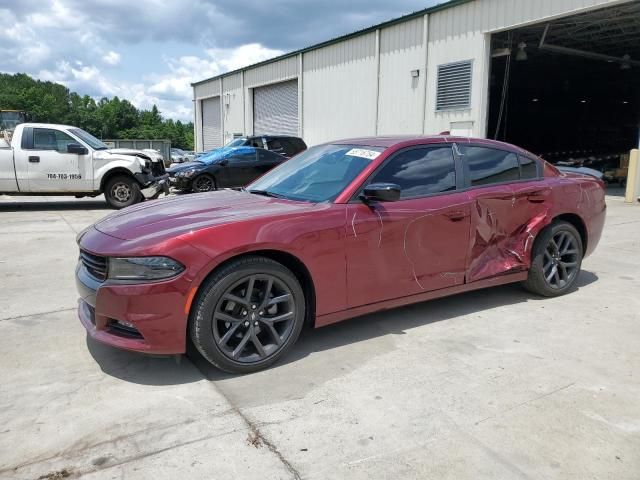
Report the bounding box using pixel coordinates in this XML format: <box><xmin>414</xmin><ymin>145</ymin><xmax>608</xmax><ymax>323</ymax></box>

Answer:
<box><xmin>167</xmin><ymin>135</ymin><xmax>306</xmax><ymax>192</ymax></box>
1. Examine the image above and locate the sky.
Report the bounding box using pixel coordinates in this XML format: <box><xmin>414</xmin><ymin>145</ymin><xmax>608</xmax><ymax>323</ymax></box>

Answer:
<box><xmin>0</xmin><ymin>0</ymin><xmax>445</xmax><ymax>122</ymax></box>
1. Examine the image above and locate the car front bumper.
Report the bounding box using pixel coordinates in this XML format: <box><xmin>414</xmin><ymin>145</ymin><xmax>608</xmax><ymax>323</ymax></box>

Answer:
<box><xmin>136</xmin><ymin>172</ymin><xmax>170</xmax><ymax>199</ymax></box>
<box><xmin>76</xmin><ymin>262</ymin><xmax>190</xmax><ymax>354</ymax></box>
<box><xmin>168</xmin><ymin>175</ymin><xmax>193</xmax><ymax>191</ymax></box>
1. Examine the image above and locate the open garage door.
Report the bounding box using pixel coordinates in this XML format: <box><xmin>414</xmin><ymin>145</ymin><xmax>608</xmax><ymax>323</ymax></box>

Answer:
<box><xmin>253</xmin><ymin>80</ymin><xmax>298</xmax><ymax>136</ymax></box>
<box><xmin>202</xmin><ymin>96</ymin><xmax>221</xmax><ymax>150</ymax></box>
<box><xmin>488</xmin><ymin>2</ymin><xmax>639</xmax><ymax>182</ymax></box>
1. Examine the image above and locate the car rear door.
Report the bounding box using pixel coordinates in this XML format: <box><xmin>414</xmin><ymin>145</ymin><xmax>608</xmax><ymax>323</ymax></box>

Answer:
<box><xmin>346</xmin><ymin>144</ymin><xmax>471</xmax><ymax>308</ymax></box>
<box><xmin>457</xmin><ymin>144</ymin><xmax>550</xmax><ymax>282</ymax></box>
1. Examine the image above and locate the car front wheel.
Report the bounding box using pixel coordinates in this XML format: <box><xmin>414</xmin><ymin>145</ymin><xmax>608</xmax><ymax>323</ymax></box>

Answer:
<box><xmin>192</xmin><ymin>174</ymin><xmax>216</xmax><ymax>193</ymax></box>
<box><xmin>189</xmin><ymin>256</ymin><xmax>306</xmax><ymax>374</ymax></box>
<box><xmin>523</xmin><ymin>221</ymin><xmax>583</xmax><ymax>297</ymax></box>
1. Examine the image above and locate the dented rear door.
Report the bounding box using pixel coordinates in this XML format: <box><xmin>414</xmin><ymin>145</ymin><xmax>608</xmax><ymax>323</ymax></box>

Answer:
<box><xmin>458</xmin><ymin>144</ymin><xmax>550</xmax><ymax>283</ymax></box>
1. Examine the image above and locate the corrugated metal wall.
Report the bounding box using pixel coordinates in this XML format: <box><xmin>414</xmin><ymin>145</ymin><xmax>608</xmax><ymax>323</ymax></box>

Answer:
<box><xmin>193</xmin><ymin>0</ymin><xmax>626</xmax><ymax>148</ymax></box>
<box><xmin>221</xmin><ymin>72</ymin><xmax>244</xmax><ymax>144</ymax></box>
<box><xmin>303</xmin><ymin>32</ymin><xmax>377</xmax><ymax>145</ymax></box>
<box><xmin>377</xmin><ymin>16</ymin><xmax>426</xmax><ymax>135</ymax></box>
<box><xmin>194</xmin><ymin>80</ymin><xmax>220</xmax><ymax>100</ymax></box>
<box><xmin>245</xmin><ymin>56</ymin><xmax>299</xmax><ymax>88</ymax></box>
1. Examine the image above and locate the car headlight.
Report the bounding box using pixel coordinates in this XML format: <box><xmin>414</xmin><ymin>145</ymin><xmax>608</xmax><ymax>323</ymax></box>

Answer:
<box><xmin>108</xmin><ymin>257</ymin><xmax>185</xmax><ymax>282</ymax></box>
<box><xmin>183</xmin><ymin>169</ymin><xmax>197</xmax><ymax>178</ymax></box>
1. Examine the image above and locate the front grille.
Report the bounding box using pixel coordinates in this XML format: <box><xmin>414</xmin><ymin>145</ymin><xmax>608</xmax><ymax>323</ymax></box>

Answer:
<box><xmin>80</xmin><ymin>250</ymin><xmax>107</xmax><ymax>281</ymax></box>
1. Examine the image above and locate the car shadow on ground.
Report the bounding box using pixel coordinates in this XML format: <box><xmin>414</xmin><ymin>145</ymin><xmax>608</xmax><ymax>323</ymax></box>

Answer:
<box><xmin>0</xmin><ymin>200</ymin><xmax>110</xmax><ymax>211</ymax></box>
<box><xmin>88</xmin><ymin>270</ymin><xmax>597</xmax><ymax>393</ymax></box>
<box><xmin>194</xmin><ymin>270</ymin><xmax>598</xmax><ymax>382</ymax></box>
<box><xmin>86</xmin><ymin>337</ymin><xmax>203</xmax><ymax>386</ymax></box>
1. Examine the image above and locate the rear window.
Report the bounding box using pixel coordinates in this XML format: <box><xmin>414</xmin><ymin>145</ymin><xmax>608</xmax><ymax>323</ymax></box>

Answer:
<box><xmin>519</xmin><ymin>156</ymin><xmax>539</xmax><ymax>180</ymax></box>
<box><xmin>460</xmin><ymin>146</ymin><xmax>520</xmax><ymax>187</ymax></box>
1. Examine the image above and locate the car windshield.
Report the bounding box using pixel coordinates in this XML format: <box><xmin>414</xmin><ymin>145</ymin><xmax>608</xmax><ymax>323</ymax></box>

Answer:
<box><xmin>69</xmin><ymin>128</ymin><xmax>109</xmax><ymax>150</ymax></box>
<box><xmin>247</xmin><ymin>144</ymin><xmax>385</xmax><ymax>202</ymax></box>
<box><xmin>225</xmin><ymin>138</ymin><xmax>246</xmax><ymax>147</ymax></box>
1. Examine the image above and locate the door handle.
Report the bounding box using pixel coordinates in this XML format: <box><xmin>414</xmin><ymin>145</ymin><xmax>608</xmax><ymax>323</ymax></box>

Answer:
<box><xmin>445</xmin><ymin>211</ymin><xmax>468</xmax><ymax>222</ymax></box>
<box><xmin>28</xmin><ymin>156</ymin><xmax>40</xmax><ymax>163</ymax></box>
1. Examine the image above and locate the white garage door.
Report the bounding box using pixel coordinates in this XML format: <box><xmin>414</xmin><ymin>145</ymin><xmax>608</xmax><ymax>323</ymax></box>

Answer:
<box><xmin>201</xmin><ymin>96</ymin><xmax>221</xmax><ymax>150</ymax></box>
<box><xmin>253</xmin><ymin>80</ymin><xmax>298</xmax><ymax>136</ymax></box>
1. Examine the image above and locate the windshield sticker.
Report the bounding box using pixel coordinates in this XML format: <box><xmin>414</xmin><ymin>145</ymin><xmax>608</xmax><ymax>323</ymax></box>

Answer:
<box><xmin>346</xmin><ymin>148</ymin><xmax>381</xmax><ymax>160</ymax></box>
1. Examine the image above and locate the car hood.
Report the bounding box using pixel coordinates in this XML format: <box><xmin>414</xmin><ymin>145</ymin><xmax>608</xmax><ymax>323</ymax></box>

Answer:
<box><xmin>167</xmin><ymin>161</ymin><xmax>206</xmax><ymax>173</ymax></box>
<box><xmin>94</xmin><ymin>148</ymin><xmax>164</xmax><ymax>163</ymax></box>
<box><xmin>93</xmin><ymin>189</ymin><xmax>318</xmax><ymax>241</ymax></box>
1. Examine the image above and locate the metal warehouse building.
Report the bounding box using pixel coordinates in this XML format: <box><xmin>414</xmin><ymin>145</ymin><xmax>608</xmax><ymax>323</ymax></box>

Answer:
<box><xmin>192</xmin><ymin>0</ymin><xmax>640</xmax><ymax>162</ymax></box>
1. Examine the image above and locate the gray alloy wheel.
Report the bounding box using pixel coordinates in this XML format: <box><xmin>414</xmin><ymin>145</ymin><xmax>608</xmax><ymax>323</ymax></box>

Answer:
<box><xmin>542</xmin><ymin>231</ymin><xmax>580</xmax><ymax>289</ymax></box>
<box><xmin>189</xmin><ymin>256</ymin><xmax>305</xmax><ymax>374</ymax></box>
<box><xmin>104</xmin><ymin>175</ymin><xmax>141</xmax><ymax>209</ymax></box>
<box><xmin>192</xmin><ymin>174</ymin><xmax>215</xmax><ymax>192</ymax></box>
<box><xmin>523</xmin><ymin>221</ymin><xmax>583</xmax><ymax>297</ymax></box>
<box><xmin>212</xmin><ymin>274</ymin><xmax>296</xmax><ymax>363</ymax></box>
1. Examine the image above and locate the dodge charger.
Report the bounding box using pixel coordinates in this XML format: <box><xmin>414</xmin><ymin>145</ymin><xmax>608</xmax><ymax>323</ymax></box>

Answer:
<box><xmin>76</xmin><ymin>136</ymin><xmax>606</xmax><ymax>373</ymax></box>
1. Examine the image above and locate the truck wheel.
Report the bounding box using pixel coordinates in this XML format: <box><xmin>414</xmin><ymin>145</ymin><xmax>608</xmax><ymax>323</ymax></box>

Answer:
<box><xmin>104</xmin><ymin>175</ymin><xmax>141</xmax><ymax>209</ymax></box>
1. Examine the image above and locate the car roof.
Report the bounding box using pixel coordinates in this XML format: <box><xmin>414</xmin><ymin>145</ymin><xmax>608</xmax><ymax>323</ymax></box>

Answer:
<box><xmin>249</xmin><ymin>135</ymin><xmax>302</xmax><ymax>140</ymax></box>
<box><xmin>330</xmin><ymin>135</ymin><xmax>527</xmax><ymax>153</ymax></box>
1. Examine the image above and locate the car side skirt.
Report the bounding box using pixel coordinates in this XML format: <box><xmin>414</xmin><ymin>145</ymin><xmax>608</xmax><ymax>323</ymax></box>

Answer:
<box><xmin>315</xmin><ymin>271</ymin><xmax>528</xmax><ymax>328</ymax></box>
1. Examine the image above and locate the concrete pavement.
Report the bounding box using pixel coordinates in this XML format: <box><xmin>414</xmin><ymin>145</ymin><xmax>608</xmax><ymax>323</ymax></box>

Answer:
<box><xmin>0</xmin><ymin>190</ymin><xmax>638</xmax><ymax>479</ymax></box>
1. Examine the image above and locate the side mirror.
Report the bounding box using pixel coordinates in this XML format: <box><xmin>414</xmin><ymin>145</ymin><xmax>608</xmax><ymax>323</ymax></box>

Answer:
<box><xmin>67</xmin><ymin>143</ymin><xmax>88</xmax><ymax>155</ymax></box>
<box><xmin>361</xmin><ymin>183</ymin><xmax>401</xmax><ymax>203</ymax></box>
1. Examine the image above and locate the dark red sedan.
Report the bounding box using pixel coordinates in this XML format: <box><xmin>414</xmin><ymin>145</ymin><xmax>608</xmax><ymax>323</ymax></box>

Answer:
<box><xmin>76</xmin><ymin>136</ymin><xmax>606</xmax><ymax>373</ymax></box>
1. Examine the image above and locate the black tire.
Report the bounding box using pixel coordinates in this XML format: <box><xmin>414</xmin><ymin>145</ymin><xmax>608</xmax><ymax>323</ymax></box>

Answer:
<box><xmin>192</xmin><ymin>174</ymin><xmax>216</xmax><ymax>193</ymax></box>
<box><xmin>523</xmin><ymin>221</ymin><xmax>583</xmax><ymax>297</ymax></box>
<box><xmin>104</xmin><ymin>175</ymin><xmax>141</xmax><ymax>209</ymax></box>
<box><xmin>189</xmin><ymin>256</ymin><xmax>305</xmax><ymax>374</ymax></box>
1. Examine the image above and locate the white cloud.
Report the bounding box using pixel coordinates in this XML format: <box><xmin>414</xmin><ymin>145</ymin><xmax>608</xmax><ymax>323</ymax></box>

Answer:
<box><xmin>30</xmin><ymin>44</ymin><xmax>282</xmax><ymax>123</ymax></box>
<box><xmin>102</xmin><ymin>51</ymin><xmax>121</xmax><ymax>66</ymax></box>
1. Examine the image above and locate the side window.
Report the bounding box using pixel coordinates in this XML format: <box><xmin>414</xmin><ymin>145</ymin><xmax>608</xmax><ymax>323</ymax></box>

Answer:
<box><xmin>259</xmin><ymin>149</ymin><xmax>285</xmax><ymax>163</ymax></box>
<box><xmin>229</xmin><ymin>151</ymin><xmax>256</xmax><ymax>163</ymax></box>
<box><xmin>519</xmin><ymin>156</ymin><xmax>539</xmax><ymax>180</ymax></box>
<box><xmin>369</xmin><ymin>146</ymin><xmax>456</xmax><ymax>199</ymax></box>
<box><xmin>249</xmin><ymin>138</ymin><xmax>263</xmax><ymax>148</ymax></box>
<box><xmin>33</xmin><ymin>128</ymin><xmax>76</xmax><ymax>153</ymax></box>
<box><xmin>460</xmin><ymin>146</ymin><xmax>519</xmax><ymax>187</ymax></box>
<box><xmin>266</xmin><ymin>139</ymin><xmax>283</xmax><ymax>153</ymax></box>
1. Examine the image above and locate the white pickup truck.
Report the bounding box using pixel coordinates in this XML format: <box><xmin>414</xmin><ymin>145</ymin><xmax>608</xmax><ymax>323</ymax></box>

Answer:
<box><xmin>0</xmin><ymin>123</ymin><xmax>169</xmax><ymax>208</ymax></box>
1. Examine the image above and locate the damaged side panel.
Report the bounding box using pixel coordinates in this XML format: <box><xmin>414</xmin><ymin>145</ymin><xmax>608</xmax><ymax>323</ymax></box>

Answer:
<box><xmin>466</xmin><ymin>183</ymin><xmax>552</xmax><ymax>283</ymax></box>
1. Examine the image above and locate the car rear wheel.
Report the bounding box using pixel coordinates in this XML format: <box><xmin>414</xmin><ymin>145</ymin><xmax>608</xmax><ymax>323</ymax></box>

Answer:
<box><xmin>192</xmin><ymin>174</ymin><xmax>216</xmax><ymax>193</ymax></box>
<box><xmin>189</xmin><ymin>256</ymin><xmax>305</xmax><ymax>374</ymax></box>
<box><xmin>104</xmin><ymin>175</ymin><xmax>141</xmax><ymax>209</ymax></box>
<box><xmin>523</xmin><ymin>221</ymin><xmax>583</xmax><ymax>297</ymax></box>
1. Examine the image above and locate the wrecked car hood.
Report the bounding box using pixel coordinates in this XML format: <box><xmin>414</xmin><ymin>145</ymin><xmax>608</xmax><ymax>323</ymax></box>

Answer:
<box><xmin>94</xmin><ymin>148</ymin><xmax>164</xmax><ymax>163</ymax></box>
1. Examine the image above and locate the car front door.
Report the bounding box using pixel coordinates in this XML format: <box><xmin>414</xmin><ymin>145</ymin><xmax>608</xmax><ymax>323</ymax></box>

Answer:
<box><xmin>457</xmin><ymin>144</ymin><xmax>550</xmax><ymax>283</ymax></box>
<box><xmin>346</xmin><ymin>145</ymin><xmax>471</xmax><ymax>308</ymax></box>
<box><xmin>15</xmin><ymin>127</ymin><xmax>91</xmax><ymax>192</ymax></box>
<box><xmin>216</xmin><ymin>150</ymin><xmax>258</xmax><ymax>188</ymax></box>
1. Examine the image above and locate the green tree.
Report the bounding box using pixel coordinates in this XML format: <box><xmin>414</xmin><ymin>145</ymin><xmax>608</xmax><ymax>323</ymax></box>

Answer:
<box><xmin>0</xmin><ymin>73</ymin><xmax>194</xmax><ymax>150</ymax></box>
